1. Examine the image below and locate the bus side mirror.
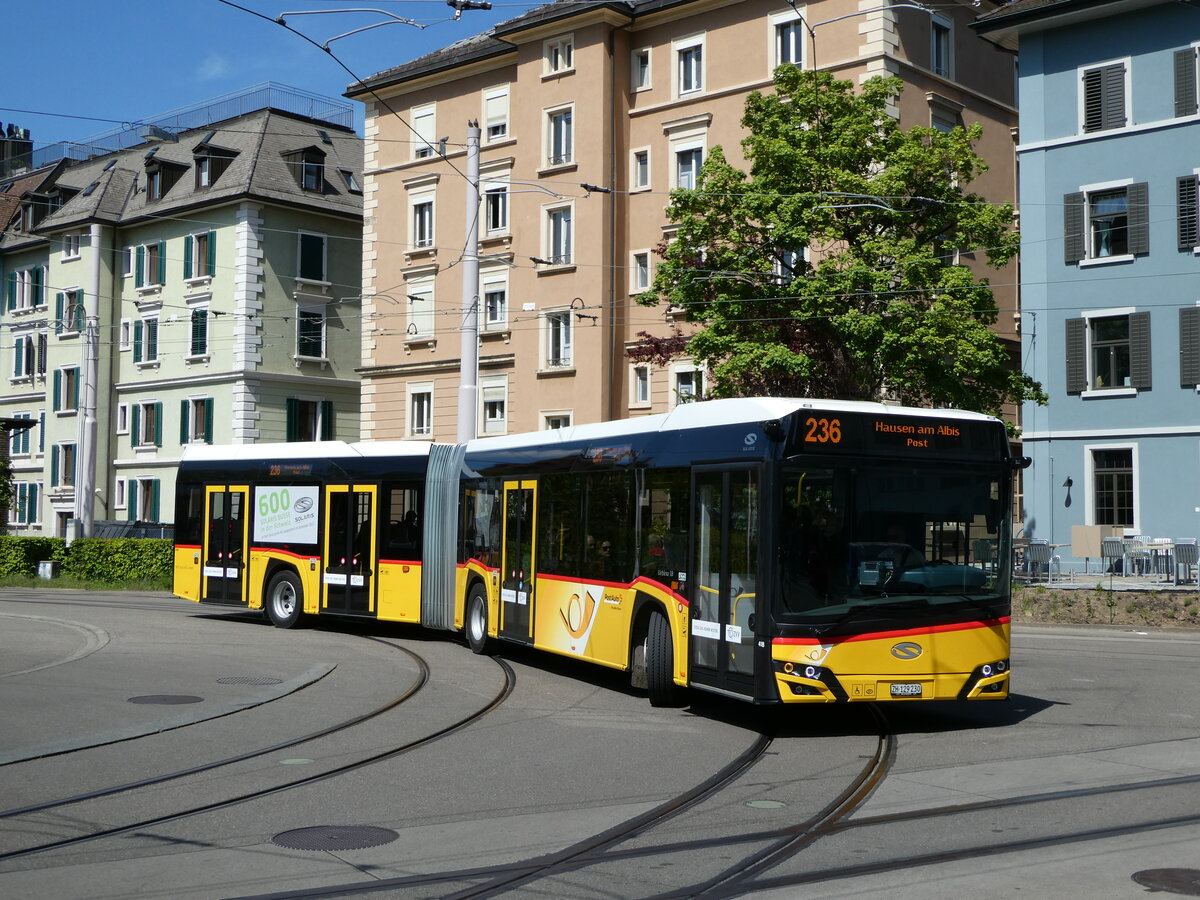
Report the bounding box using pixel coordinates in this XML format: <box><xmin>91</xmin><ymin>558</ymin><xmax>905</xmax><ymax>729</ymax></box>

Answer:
<box><xmin>1009</xmin><ymin>456</ymin><xmax>1032</xmax><ymax>470</ymax></box>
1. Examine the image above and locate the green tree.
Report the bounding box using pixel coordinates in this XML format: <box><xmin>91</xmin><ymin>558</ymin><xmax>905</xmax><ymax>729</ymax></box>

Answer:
<box><xmin>632</xmin><ymin>68</ymin><xmax>1046</xmax><ymax>420</ymax></box>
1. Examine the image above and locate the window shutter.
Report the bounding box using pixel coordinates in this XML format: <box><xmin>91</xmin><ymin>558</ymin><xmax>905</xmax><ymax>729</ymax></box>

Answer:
<box><xmin>135</xmin><ymin>245</ymin><xmax>145</xmax><ymax>288</ymax></box>
<box><xmin>55</xmin><ymin>292</ymin><xmax>64</xmax><ymax>334</ymax></box>
<box><xmin>51</xmin><ymin>445</ymin><xmax>59</xmax><ymax>487</ymax></box>
<box><xmin>1176</xmin><ymin>49</ymin><xmax>1198</xmax><ymax>118</ymax></box>
<box><xmin>150</xmin><ymin>480</ymin><xmax>160</xmax><ymax>522</ymax></box>
<box><xmin>183</xmin><ymin>234</ymin><xmax>193</xmax><ymax>280</ymax></box>
<box><xmin>1064</xmin><ymin>192</ymin><xmax>1086</xmax><ymax>264</ymax></box>
<box><xmin>52</xmin><ymin>369</ymin><xmax>61</xmax><ymax>411</ymax></box>
<box><xmin>73</xmin><ymin>370</ymin><xmax>80</xmax><ymax>409</ymax></box>
<box><xmin>191</xmin><ymin>309</ymin><xmax>207</xmax><ymax>355</ymax></box>
<box><xmin>1130</xmin><ymin>310</ymin><xmax>1152</xmax><ymax>389</ymax></box>
<box><xmin>128</xmin><ymin>481</ymin><xmax>138</xmax><ymax>521</ymax></box>
<box><xmin>131</xmin><ymin>404</ymin><xmax>140</xmax><ymax>448</ymax></box>
<box><xmin>154</xmin><ymin>401</ymin><xmax>163</xmax><ymax>447</ymax></box>
<box><xmin>32</xmin><ymin>266</ymin><xmax>43</xmax><ymax>307</ymax></box>
<box><xmin>12</xmin><ymin>337</ymin><xmax>21</xmax><ymax>378</ymax></box>
<box><xmin>203</xmin><ymin>398</ymin><xmax>214</xmax><ymax>444</ymax></box>
<box><xmin>320</xmin><ymin>400</ymin><xmax>334</xmax><ymax>441</ymax></box>
<box><xmin>156</xmin><ymin>241</ymin><xmax>166</xmax><ymax>285</ymax></box>
<box><xmin>180</xmin><ymin>400</ymin><xmax>190</xmax><ymax>444</ymax></box>
<box><xmin>147</xmin><ymin>320</ymin><xmax>158</xmax><ymax>360</ymax></box>
<box><xmin>1180</xmin><ymin>307</ymin><xmax>1200</xmax><ymax>386</ymax></box>
<box><xmin>286</xmin><ymin>398</ymin><xmax>299</xmax><ymax>442</ymax></box>
<box><xmin>133</xmin><ymin>319</ymin><xmax>143</xmax><ymax>363</ymax></box>
<box><xmin>1065</xmin><ymin>318</ymin><xmax>1087</xmax><ymax>394</ymax></box>
<box><xmin>29</xmin><ymin>484</ymin><xmax>37</xmax><ymax>524</ymax></box>
<box><xmin>5</xmin><ymin>271</ymin><xmax>15</xmax><ymax>312</ymax></box>
<box><xmin>1127</xmin><ymin>182</ymin><xmax>1150</xmax><ymax>255</ymax></box>
<box><xmin>38</xmin><ymin>412</ymin><xmax>44</xmax><ymax>453</ymax></box>
<box><xmin>1102</xmin><ymin>63</ymin><xmax>1126</xmax><ymax>129</ymax></box>
<box><xmin>207</xmin><ymin>231</ymin><xmax>216</xmax><ymax>276</ymax></box>
<box><xmin>1179</xmin><ymin>176</ymin><xmax>1199</xmax><ymax>251</ymax></box>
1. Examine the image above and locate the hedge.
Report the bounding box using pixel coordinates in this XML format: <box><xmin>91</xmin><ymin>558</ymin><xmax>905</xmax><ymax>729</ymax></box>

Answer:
<box><xmin>0</xmin><ymin>536</ymin><xmax>172</xmax><ymax>583</ymax></box>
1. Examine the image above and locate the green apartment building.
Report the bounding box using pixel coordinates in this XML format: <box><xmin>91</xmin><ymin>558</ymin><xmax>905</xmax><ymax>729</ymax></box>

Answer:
<box><xmin>0</xmin><ymin>85</ymin><xmax>363</xmax><ymax>537</ymax></box>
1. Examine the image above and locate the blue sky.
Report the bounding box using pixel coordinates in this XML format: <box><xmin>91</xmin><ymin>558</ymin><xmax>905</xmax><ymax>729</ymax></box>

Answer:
<box><xmin>4</xmin><ymin>0</ymin><xmax>547</xmax><ymax>153</ymax></box>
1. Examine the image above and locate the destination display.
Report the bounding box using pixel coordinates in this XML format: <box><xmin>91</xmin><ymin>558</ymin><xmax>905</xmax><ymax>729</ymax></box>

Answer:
<box><xmin>790</xmin><ymin>411</ymin><xmax>1001</xmax><ymax>458</ymax></box>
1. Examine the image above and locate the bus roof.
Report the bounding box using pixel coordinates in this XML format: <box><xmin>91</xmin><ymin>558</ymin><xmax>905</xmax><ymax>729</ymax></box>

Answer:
<box><xmin>465</xmin><ymin>397</ymin><xmax>1000</xmax><ymax>453</ymax></box>
<box><xmin>180</xmin><ymin>440</ymin><xmax>436</xmax><ymax>463</ymax></box>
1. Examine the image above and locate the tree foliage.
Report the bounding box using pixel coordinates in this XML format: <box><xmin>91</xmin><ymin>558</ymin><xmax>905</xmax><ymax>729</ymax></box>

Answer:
<box><xmin>632</xmin><ymin>68</ymin><xmax>1045</xmax><ymax>420</ymax></box>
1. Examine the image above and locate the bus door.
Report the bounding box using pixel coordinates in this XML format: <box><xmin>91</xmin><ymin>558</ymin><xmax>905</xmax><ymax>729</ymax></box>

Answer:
<box><xmin>500</xmin><ymin>479</ymin><xmax>536</xmax><ymax>643</ymax></box>
<box><xmin>689</xmin><ymin>467</ymin><xmax>760</xmax><ymax>695</ymax></box>
<box><xmin>323</xmin><ymin>484</ymin><xmax>377</xmax><ymax>615</ymax></box>
<box><xmin>203</xmin><ymin>485</ymin><xmax>250</xmax><ymax>605</ymax></box>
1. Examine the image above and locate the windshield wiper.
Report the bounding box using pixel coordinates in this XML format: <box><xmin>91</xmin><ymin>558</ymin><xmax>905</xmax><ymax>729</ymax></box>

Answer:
<box><xmin>811</xmin><ymin>600</ymin><xmax>929</xmax><ymax>635</ymax></box>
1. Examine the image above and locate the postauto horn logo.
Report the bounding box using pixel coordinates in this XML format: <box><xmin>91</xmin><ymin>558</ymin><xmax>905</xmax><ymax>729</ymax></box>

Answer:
<box><xmin>890</xmin><ymin>641</ymin><xmax>923</xmax><ymax>660</ymax></box>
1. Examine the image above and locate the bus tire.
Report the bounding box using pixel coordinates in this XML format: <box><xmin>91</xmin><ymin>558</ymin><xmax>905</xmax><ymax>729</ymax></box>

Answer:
<box><xmin>465</xmin><ymin>583</ymin><xmax>490</xmax><ymax>654</ymax></box>
<box><xmin>646</xmin><ymin>609</ymin><xmax>679</xmax><ymax>707</ymax></box>
<box><xmin>266</xmin><ymin>570</ymin><xmax>304</xmax><ymax>629</ymax></box>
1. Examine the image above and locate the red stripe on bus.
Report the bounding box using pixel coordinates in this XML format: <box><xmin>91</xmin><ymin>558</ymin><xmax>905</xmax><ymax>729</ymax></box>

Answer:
<box><xmin>772</xmin><ymin>617</ymin><xmax>1010</xmax><ymax>646</ymax></box>
<box><xmin>176</xmin><ymin>544</ymin><xmax>201</xmax><ymax>550</ymax></box>
<box><xmin>379</xmin><ymin>558</ymin><xmax>420</xmax><ymax>566</ymax></box>
<box><xmin>249</xmin><ymin>547</ymin><xmax>317</xmax><ymax>561</ymax></box>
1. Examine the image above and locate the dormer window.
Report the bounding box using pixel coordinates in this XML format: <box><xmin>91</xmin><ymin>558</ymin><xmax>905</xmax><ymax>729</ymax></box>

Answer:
<box><xmin>143</xmin><ymin>161</ymin><xmax>184</xmax><ymax>202</ymax></box>
<box><xmin>146</xmin><ymin>168</ymin><xmax>162</xmax><ymax>201</ymax></box>
<box><xmin>285</xmin><ymin>147</ymin><xmax>326</xmax><ymax>192</ymax></box>
<box><xmin>192</xmin><ymin>142</ymin><xmax>236</xmax><ymax>189</ymax></box>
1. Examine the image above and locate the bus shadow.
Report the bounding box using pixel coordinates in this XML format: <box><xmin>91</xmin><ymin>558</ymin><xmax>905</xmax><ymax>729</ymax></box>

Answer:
<box><xmin>187</xmin><ymin>611</ymin><xmax>1057</xmax><ymax>736</ymax></box>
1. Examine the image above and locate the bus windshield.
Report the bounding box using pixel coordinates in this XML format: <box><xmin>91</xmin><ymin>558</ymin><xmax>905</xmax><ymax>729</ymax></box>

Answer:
<box><xmin>776</xmin><ymin>462</ymin><xmax>1011</xmax><ymax>629</ymax></box>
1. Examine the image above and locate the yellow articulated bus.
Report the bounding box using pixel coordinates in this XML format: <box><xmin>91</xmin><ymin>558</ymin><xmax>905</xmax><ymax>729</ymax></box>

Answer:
<box><xmin>174</xmin><ymin>397</ymin><xmax>1028</xmax><ymax>707</ymax></box>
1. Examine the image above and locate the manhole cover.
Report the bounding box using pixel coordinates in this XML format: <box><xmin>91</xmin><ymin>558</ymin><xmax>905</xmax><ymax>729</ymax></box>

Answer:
<box><xmin>127</xmin><ymin>695</ymin><xmax>204</xmax><ymax>705</ymax></box>
<box><xmin>1132</xmin><ymin>869</ymin><xmax>1200</xmax><ymax>896</ymax></box>
<box><xmin>216</xmin><ymin>676</ymin><xmax>283</xmax><ymax>685</ymax></box>
<box><xmin>272</xmin><ymin>825</ymin><xmax>399</xmax><ymax>851</ymax></box>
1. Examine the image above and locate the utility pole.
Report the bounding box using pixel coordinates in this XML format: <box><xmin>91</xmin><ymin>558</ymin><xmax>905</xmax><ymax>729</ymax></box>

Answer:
<box><xmin>457</xmin><ymin>122</ymin><xmax>481</xmax><ymax>443</ymax></box>
<box><xmin>75</xmin><ymin>223</ymin><xmax>102</xmax><ymax>539</ymax></box>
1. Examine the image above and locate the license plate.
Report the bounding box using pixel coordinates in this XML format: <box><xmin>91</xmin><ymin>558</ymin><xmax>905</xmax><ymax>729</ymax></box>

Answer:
<box><xmin>890</xmin><ymin>682</ymin><xmax>923</xmax><ymax>697</ymax></box>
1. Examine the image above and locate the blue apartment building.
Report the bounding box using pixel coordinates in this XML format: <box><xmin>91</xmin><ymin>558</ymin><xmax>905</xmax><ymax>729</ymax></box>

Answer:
<box><xmin>977</xmin><ymin>0</ymin><xmax>1200</xmax><ymax>554</ymax></box>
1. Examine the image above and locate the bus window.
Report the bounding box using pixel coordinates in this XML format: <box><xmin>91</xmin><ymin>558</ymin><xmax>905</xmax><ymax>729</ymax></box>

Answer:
<box><xmin>461</xmin><ymin>481</ymin><xmax>502</xmax><ymax>568</ymax></box>
<box><xmin>175</xmin><ymin>484</ymin><xmax>204</xmax><ymax>547</ymax></box>
<box><xmin>383</xmin><ymin>484</ymin><xmax>422</xmax><ymax>557</ymax></box>
<box><xmin>538</xmin><ymin>474</ymin><xmax>582</xmax><ymax>575</ymax></box>
<box><xmin>581</xmin><ymin>471</ymin><xmax>633</xmax><ymax>583</ymax></box>
<box><xmin>640</xmin><ymin>468</ymin><xmax>688</xmax><ymax>581</ymax></box>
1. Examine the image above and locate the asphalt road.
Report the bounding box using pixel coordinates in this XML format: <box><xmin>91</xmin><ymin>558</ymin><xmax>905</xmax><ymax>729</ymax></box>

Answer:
<box><xmin>1</xmin><ymin>590</ymin><xmax>1199</xmax><ymax>899</ymax></box>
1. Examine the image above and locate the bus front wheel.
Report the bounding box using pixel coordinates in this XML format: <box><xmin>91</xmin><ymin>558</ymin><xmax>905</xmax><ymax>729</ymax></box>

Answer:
<box><xmin>266</xmin><ymin>571</ymin><xmax>304</xmax><ymax>629</ymax></box>
<box><xmin>646</xmin><ymin>609</ymin><xmax>679</xmax><ymax>707</ymax></box>
<box><xmin>465</xmin><ymin>584</ymin><xmax>490</xmax><ymax>654</ymax></box>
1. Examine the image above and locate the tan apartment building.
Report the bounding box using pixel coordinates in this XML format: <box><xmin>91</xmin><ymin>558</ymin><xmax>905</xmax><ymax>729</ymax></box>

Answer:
<box><xmin>348</xmin><ymin>0</ymin><xmax>1019</xmax><ymax>440</ymax></box>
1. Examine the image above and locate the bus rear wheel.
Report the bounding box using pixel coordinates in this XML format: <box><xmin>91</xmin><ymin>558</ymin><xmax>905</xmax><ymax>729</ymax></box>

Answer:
<box><xmin>266</xmin><ymin>571</ymin><xmax>304</xmax><ymax>629</ymax></box>
<box><xmin>646</xmin><ymin>609</ymin><xmax>679</xmax><ymax>707</ymax></box>
<box><xmin>465</xmin><ymin>584</ymin><xmax>490</xmax><ymax>654</ymax></box>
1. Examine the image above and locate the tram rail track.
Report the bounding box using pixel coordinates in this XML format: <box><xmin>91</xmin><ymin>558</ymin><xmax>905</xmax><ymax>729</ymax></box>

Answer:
<box><xmin>0</xmin><ymin>648</ymin><xmax>515</xmax><ymax>863</ymax></box>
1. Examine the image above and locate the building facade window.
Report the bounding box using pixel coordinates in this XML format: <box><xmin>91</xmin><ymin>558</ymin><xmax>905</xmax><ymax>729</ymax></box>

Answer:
<box><xmin>776</xmin><ymin>19</ymin><xmax>804</xmax><ymax>67</ymax></box>
<box><xmin>480</xmin><ymin>376</ymin><xmax>508</xmax><ymax>435</ymax></box>
<box><xmin>1092</xmin><ymin>447</ymin><xmax>1135</xmax><ymax>528</ymax></box>
<box><xmin>5</xmin><ymin>266</ymin><xmax>44</xmax><ymax>312</ymax></box>
<box><xmin>408</xmin><ymin>283</ymin><xmax>434</xmax><ymax>338</ymax></box>
<box><xmin>931</xmin><ymin>15</ymin><xmax>953</xmax><ymax>78</ymax></box>
<box><xmin>631</xmin><ymin>149</ymin><xmax>650</xmax><ymax>191</ymax></box>
<box><xmin>298</xmin><ymin>232</ymin><xmax>327</xmax><ymax>281</ymax></box>
<box><xmin>412</xmin><ymin>198</ymin><xmax>434</xmax><ymax>248</ymax></box>
<box><xmin>676</xmin><ymin>36</ymin><xmax>704</xmax><ymax>95</ymax></box>
<box><xmin>53</xmin><ymin>366</ymin><xmax>80</xmax><ymax>413</ymax></box>
<box><xmin>133</xmin><ymin>318</ymin><xmax>159</xmax><ymax>364</ymax></box>
<box><xmin>632</xmin><ymin>48</ymin><xmax>651</xmax><ymax>90</ymax></box>
<box><xmin>409</xmin><ymin>384</ymin><xmax>433</xmax><ymax>437</ymax></box>
<box><xmin>286</xmin><ymin>398</ymin><xmax>333</xmax><ymax>441</ymax></box>
<box><xmin>11</xmin><ymin>481</ymin><xmax>40</xmax><ymax>526</ymax></box>
<box><xmin>128</xmin><ymin>477</ymin><xmax>162</xmax><ymax>522</ymax></box>
<box><xmin>632</xmin><ymin>251</ymin><xmax>650</xmax><ymax>292</ymax></box>
<box><xmin>544</xmin><ymin>412</ymin><xmax>572</xmax><ymax>430</ymax></box>
<box><xmin>631</xmin><ymin>364</ymin><xmax>651</xmax><ymax>407</ymax></box>
<box><xmin>485</xmin><ymin>183</ymin><xmax>508</xmax><ymax>234</ymax></box>
<box><xmin>189</xmin><ymin>308</ymin><xmax>208</xmax><ymax>356</ymax></box>
<box><xmin>544</xmin><ymin>35</ymin><xmax>574</xmax><ymax>75</ymax></box>
<box><xmin>135</xmin><ymin>241</ymin><xmax>166</xmax><ymax>288</ymax></box>
<box><xmin>676</xmin><ymin>147</ymin><xmax>703</xmax><ymax>190</ymax></box>
<box><xmin>1065</xmin><ymin>309</ymin><xmax>1151</xmax><ymax>394</ymax></box>
<box><xmin>52</xmin><ymin>442</ymin><xmax>76</xmax><ymax>488</ymax></box>
<box><xmin>296</xmin><ymin>308</ymin><xmax>326</xmax><ymax>359</ymax></box>
<box><xmin>545</xmin><ymin>205</ymin><xmax>573</xmax><ymax>265</ymax></box>
<box><xmin>300</xmin><ymin>151</ymin><xmax>324</xmax><ymax>192</ymax></box>
<box><xmin>482</xmin><ymin>277</ymin><xmax>507</xmax><ymax>330</ymax></box>
<box><xmin>12</xmin><ymin>332</ymin><xmax>45</xmax><ymax>379</ymax></box>
<box><xmin>544</xmin><ymin>310</ymin><xmax>573</xmax><ymax>368</ymax></box>
<box><xmin>670</xmin><ymin>362</ymin><xmax>704</xmax><ymax>406</ymax></box>
<box><xmin>1081</xmin><ymin>61</ymin><xmax>1128</xmax><ymax>133</ymax></box>
<box><xmin>131</xmin><ymin>400</ymin><xmax>163</xmax><ymax>448</ymax></box>
<box><xmin>412</xmin><ymin>104</ymin><xmax>436</xmax><ymax>158</ymax></box>
<box><xmin>181</xmin><ymin>397</ymin><xmax>214</xmax><ymax>445</ymax></box>
<box><xmin>546</xmin><ymin>107</ymin><xmax>573</xmax><ymax>167</ymax></box>
<box><xmin>483</xmin><ymin>85</ymin><xmax>509</xmax><ymax>141</ymax></box>
<box><xmin>62</xmin><ymin>232</ymin><xmax>81</xmax><ymax>260</ymax></box>
<box><xmin>55</xmin><ymin>289</ymin><xmax>83</xmax><ymax>335</ymax></box>
<box><xmin>1064</xmin><ymin>182</ymin><xmax>1149</xmax><ymax>264</ymax></box>
<box><xmin>9</xmin><ymin>413</ymin><xmax>33</xmax><ymax>456</ymax></box>
<box><xmin>185</xmin><ymin>230</ymin><xmax>215</xmax><ymax>279</ymax></box>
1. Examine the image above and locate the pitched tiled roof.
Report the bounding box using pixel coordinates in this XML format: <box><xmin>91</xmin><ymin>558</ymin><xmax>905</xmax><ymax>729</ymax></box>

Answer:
<box><xmin>975</xmin><ymin>0</ymin><xmax>1143</xmax><ymax>37</ymax></box>
<box><xmin>7</xmin><ymin>107</ymin><xmax>362</xmax><ymax>241</ymax></box>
